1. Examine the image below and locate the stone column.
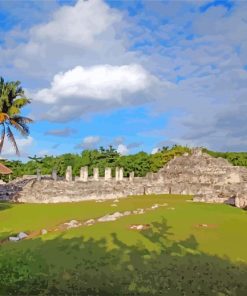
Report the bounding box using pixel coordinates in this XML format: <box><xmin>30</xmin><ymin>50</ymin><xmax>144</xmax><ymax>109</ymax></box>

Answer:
<box><xmin>80</xmin><ymin>166</ymin><xmax>88</xmax><ymax>182</ymax></box>
<box><xmin>115</xmin><ymin>167</ymin><xmax>119</xmax><ymax>181</ymax></box>
<box><xmin>52</xmin><ymin>169</ymin><xmax>57</xmax><ymax>181</ymax></box>
<box><xmin>93</xmin><ymin>168</ymin><xmax>99</xmax><ymax>181</ymax></box>
<box><xmin>105</xmin><ymin>167</ymin><xmax>112</xmax><ymax>180</ymax></box>
<box><xmin>119</xmin><ymin>168</ymin><xmax>124</xmax><ymax>181</ymax></box>
<box><xmin>129</xmin><ymin>171</ymin><xmax>134</xmax><ymax>182</ymax></box>
<box><xmin>66</xmin><ymin>166</ymin><xmax>73</xmax><ymax>182</ymax></box>
<box><xmin>37</xmin><ymin>168</ymin><xmax>41</xmax><ymax>181</ymax></box>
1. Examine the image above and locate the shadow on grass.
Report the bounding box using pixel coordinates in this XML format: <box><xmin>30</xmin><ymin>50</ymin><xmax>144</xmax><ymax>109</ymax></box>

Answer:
<box><xmin>0</xmin><ymin>219</ymin><xmax>246</xmax><ymax>295</ymax></box>
<box><xmin>0</xmin><ymin>202</ymin><xmax>12</xmax><ymax>212</ymax></box>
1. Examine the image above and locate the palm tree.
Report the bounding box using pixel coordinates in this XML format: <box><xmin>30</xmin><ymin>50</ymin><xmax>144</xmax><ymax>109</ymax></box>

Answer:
<box><xmin>0</xmin><ymin>77</ymin><xmax>33</xmax><ymax>156</ymax></box>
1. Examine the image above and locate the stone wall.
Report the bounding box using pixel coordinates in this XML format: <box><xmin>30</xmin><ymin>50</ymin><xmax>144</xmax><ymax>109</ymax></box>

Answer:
<box><xmin>1</xmin><ymin>148</ymin><xmax>247</xmax><ymax>208</ymax></box>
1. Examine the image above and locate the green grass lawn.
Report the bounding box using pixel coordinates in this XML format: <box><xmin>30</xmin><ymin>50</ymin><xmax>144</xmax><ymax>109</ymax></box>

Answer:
<box><xmin>1</xmin><ymin>194</ymin><xmax>247</xmax><ymax>295</ymax></box>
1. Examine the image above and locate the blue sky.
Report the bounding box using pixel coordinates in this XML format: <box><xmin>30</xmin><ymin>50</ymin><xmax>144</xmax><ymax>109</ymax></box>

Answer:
<box><xmin>0</xmin><ymin>0</ymin><xmax>247</xmax><ymax>159</ymax></box>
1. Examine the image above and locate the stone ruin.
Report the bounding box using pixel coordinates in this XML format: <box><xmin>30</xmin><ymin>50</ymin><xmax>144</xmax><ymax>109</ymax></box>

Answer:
<box><xmin>1</xmin><ymin>148</ymin><xmax>247</xmax><ymax>208</ymax></box>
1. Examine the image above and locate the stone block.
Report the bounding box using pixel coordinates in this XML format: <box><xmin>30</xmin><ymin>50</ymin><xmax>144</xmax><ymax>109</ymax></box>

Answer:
<box><xmin>66</xmin><ymin>166</ymin><xmax>73</xmax><ymax>182</ymax></box>
<box><xmin>129</xmin><ymin>172</ymin><xmax>135</xmax><ymax>181</ymax></box>
<box><xmin>52</xmin><ymin>169</ymin><xmax>57</xmax><ymax>181</ymax></box>
<box><xmin>36</xmin><ymin>169</ymin><xmax>41</xmax><ymax>181</ymax></box>
<box><xmin>115</xmin><ymin>167</ymin><xmax>120</xmax><ymax>181</ymax></box>
<box><xmin>80</xmin><ymin>166</ymin><xmax>88</xmax><ymax>182</ymax></box>
<box><xmin>93</xmin><ymin>168</ymin><xmax>99</xmax><ymax>181</ymax></box>
<box><xmin>119</xmin><ymin>168</ymin><xmax>124</xmax><ymax>181</ymax></box>
<box><xmin>105</xmin><ymin>168</ymin><xmax>112</xmax><ymax>180</ymax></box>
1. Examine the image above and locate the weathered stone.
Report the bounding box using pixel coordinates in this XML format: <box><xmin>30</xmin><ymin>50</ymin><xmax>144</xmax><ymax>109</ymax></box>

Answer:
<box><xmin>80</xmin><ymin>166</ymin><xmax>88</xmax><ymax>182</ymax></box>
<box><xmin>18</xmin><ymin>232</ymin><xmax>28</xmax><ymax>240</ymax></box>
<box><xmin>3</xmin><ymin>148</ymin><xmax>247</xmax><ymax>209</ymax></box>
<box><xmin>129</xmin><ymin>224</ymin><xmax>150</xmax><ymax>230</ymax></box>
<box><xmin>37</xmin><ymin>169</ymin><xmax>41</xmax><ymax>181</ymax></box>
<box><xmin>52</xmin><ymin>169</ymin><xmax>57</xmax><ymax>181</ymax></box>
<box><xmin>98</xmin><ymin>212</ymin><xmax>123</xmax><ymax>222</ymax></box>
<box><xmin>9</xmin><ymin>236</ymin><xmax>20</xmax><ymax>242</ymax></box>
<box><xmin>129</xmin><ymin>172</ymin><xmax>135</xmax><ymax>182</ymax></box>
<box><xmin>93</xmin><ymin>168</ymin><xmax>99</xmax><ymax>181</ymax></box>
<box><xmin>84</xmin><ymin>219</ymin><xmax>95</xmax><ymax>226</ymax></box>
<box><xmin>235</xmin><ymin>196</ymin><xmax>247</xmax><ymax>208</ymax></box>
<box><xmin>123</xmin><ymin>211</ymin><xmax>131</xmax><ymax>216</ymax></box>
<box><xmin>64</xmin><ymin>220</ymin><xmax>81</xmax><ymax>229</ymax></box>
<box><xmin>105</xmin><ymin>167</ymin><xmax>112</xmax><ymax>180</ymax></box>
<box><xmin>65</xmin><ymin>166</ymin><xmax>73</xmax><ymax>182</ymax></box>
<box><xmin>119</xmin><ymin>168</ymin><xmax>124</xmax><ymax>181</ymax></box>
<box><xmin>41</xmin><ymin>229</ymin><xmax>48</xmax><ymax>235</ymax></box>
<box><xmin>115</xmin><ymin>167</ymin><xmax>120</xmax><ymax>181</ymax></box>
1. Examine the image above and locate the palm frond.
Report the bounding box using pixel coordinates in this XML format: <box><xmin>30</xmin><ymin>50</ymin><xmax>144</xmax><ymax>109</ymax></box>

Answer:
<box><xmin>10</xmin><ymin>118</ymin><xmax>30</xmax><ymax>136</ymax></box>
<box><xmin>0</xmin><ymin>123</ymin><xmax>5</xmax><ymax>153</ymax></box>
<box><xmin>13</xmin><ymin>115</ymin><xmax>33</xmax><ymax>124</ymax></box>
<box><xmin>12</xmin><ymin>97</ymin><xmax>31</xmax><ymax>108</ymax></box>
<box><xmin>6</xmin><ymin>126</ymin><xmax>20</xmax><ymax>156</ymax></box>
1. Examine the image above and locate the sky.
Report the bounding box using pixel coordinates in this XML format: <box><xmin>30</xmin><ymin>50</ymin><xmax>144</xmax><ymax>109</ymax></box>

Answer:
<box><xmin>0</xmin><ymin>0</ymin><xmax>247</xmax><ymax>159</ymax></box>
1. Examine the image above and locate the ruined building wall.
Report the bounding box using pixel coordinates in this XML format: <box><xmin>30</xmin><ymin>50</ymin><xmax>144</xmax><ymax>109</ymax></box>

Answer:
<box><xmin>1</xmin><ymin>148</ymin><xmax>247</xmax><ymax>208</ymax></box>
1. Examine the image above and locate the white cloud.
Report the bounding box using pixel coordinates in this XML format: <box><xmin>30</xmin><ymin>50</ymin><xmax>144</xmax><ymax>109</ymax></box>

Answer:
<box><xmin>31</xmin><ymin>0</ymin><xmax>120</xmax><ymax>47</ymax></box>
<box><xmin>76</xmin><ymin>136</ymin><xmax>101</xmax><ymax>150</ymax></box>
<box><xmin>34</xmin><ymin>64</ymin><xmax>152</xmax><ymax>104</ymax></box>
<box><xmin>31</xmin><ymin>63</ymin><xmax>169</xmax><ymax>121</ymax></box>
<box><xmin>117</xmin><ymin>144</ymin><xmax>129</xmax><ymax>155</ymax></box>
<box><xmin>45</xmin><ymin>128</ymin><xmax>76</xmax><ymax>137</ymax></box>
<box><xmin>0</xmin><ymin>0</ymin><xmax>128</xmax><ymax>84</ymax></box>
<box><xmin>1</xmin><ymin>0</ymin><xmax>247</xmax><ymax>151</ymax></box>
<box><xmin>1</xmin><ymin>136</ymin><xmax>34</xmax><ymax>157</ymax></box>
<box><xmin>151</xmin><ymin>147</ymin><xmax>159</xmax><ymax>154</ymax></box>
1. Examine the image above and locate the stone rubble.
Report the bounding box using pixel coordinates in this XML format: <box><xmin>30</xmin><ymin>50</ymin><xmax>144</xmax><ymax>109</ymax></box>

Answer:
<box><xmin>64</xmin><ymin>220</ymin><xmax>82</xmax><ymax>229</ymax></box>
<box><xmin>84</xmin><ymin>219</ymin><xmax>95</xmax><ymax>226</ymax></box>
<box><xmin>9</xmin><ymin>236</ymin><xmax>20</xmax><ymax>242</ymax></box>
<box><xmin>7</xmin><ymin>202</ymin><xmax>171</xmax><ymax>242</ymax></box>
<box><xmin>41</xmin><ymin>229</ymin><xmax>48</xmax><ymax>235</ymax></box>
<box><xmin>129</xmin><ymin>224</ymin><xmax>150</xmax><ymax>231</ymax></box>
<box><xmin>9</xmin><ymin>231</ymin><xmax>28</xmax><ymax>242</ymax></box>
<box><xmin>98</xmin><ymin>212</ymin><xmax>123</xmax><ymax>222</ymax></box>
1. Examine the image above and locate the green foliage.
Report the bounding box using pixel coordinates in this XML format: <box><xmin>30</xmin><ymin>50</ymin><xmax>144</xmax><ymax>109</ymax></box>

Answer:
<box><xmin>203</xmin><ymin>149</ymin><xmax>247</xmax><ymax>167</ymax></box>
<box><xmin>1</xmin><ymin>145</ymin><xmax>192</xmax><ymax>181</ymax></box>
<box><xmin>162</xmin><ymin>145</ymin><xmax>191</xmax><ymax>164</ymax></box>
<box><xmin>4</xmin><ymin>144</ymin><xmax>247</xmax><ymax>182</ymax></box>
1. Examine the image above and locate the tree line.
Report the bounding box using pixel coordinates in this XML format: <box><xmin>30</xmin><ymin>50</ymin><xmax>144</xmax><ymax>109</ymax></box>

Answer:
<box><xmin>1</xmin><ymin>145</ymin><xmax>190</xmax><ymax>182</ymax></box>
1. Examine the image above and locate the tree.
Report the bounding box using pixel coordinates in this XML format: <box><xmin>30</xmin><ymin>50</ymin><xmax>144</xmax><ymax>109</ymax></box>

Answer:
<box><xmin>0</xmin><ymin>77</ymin><xmax>33</xmax><ymax>155</ymax></box>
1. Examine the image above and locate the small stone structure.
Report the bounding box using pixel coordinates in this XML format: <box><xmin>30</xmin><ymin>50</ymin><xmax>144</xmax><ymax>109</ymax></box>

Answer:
<box><xmin>65</xmin><ymin>166</ymin><xmax>73</xmax><ymax>182</ymax></box>
<box><xmin>105</xmin><ymin>168</ymin><xmax>112</xmax><ymax>180</ymax></box>
<box><xmin>93</xmin><ymin>168</ymin><xmax>99</xmax><ymax>181</ymax></box>
<box><xmin>52</xmin><ymin>169</ymin><xmax>57</xmax><ymax>181</ymax></box>
<box><xmin>80</xmin><ymin>167</ymin><xmax>88</xmax><ymax>182</ymax></box>
<box><xmin>1</xmin><ymin>148</ymin><xmax>247</xmax><ymax>208</ymax></box>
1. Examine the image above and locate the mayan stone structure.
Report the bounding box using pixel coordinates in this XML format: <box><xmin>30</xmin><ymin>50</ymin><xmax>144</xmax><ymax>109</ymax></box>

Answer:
<box><xmin>1</xmin><ymin>148</ymin><xmax>247</xmax><ymax>208</ymax></box>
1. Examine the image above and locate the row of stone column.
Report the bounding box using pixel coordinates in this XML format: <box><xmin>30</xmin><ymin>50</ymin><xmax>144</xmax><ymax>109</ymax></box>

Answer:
<box><xmin>37</xmin><ymin>167</ymin><xmax>135</xmax><ymax>182</ymax></box>
<box><xmin>77</xmin><ymin>166</ymin><xmax>126</xmax><ymax>182</ymax></box>
<box><xmin>66</xmin><ymin>166</ymin><xmax>134</xmax><ymax>182</ymax></box>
